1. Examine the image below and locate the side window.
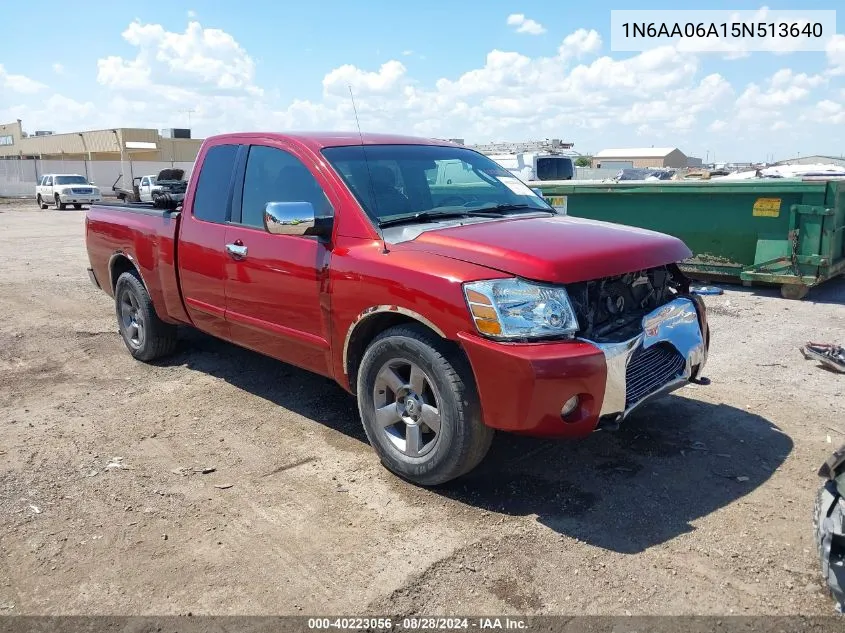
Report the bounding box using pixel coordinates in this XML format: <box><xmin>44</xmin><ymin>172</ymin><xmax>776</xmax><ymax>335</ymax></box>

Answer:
<box><xmin>240</xmin><ymin>145</ymin><xmax>333</xmax><ymax>230</ymax></box>
<box><xmin>192</xmin><ymin>144</ymin><xmax>239</xmax><ymax>223</ymax></box>
<box><xmin>44</xmin><ymin>176</ymin><xmax>52</xmax><ymax>186</ymax></box>
<box><xmin>141</xmin><ymin>177</ymin><xmax>149</xmax><ymax>186</ymax></box>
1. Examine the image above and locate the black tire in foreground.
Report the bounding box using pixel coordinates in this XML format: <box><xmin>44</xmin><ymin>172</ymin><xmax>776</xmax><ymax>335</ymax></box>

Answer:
<box><xmin>37</xmin><ymin>195</ymin><xmax>48</xmax><ymax>210</ymax></box>
<box><xmin>73</xmin><ymin>204</ymin><xmax>83</xmax><ymax>210</ymax></box>
<box><xmin>54</xmin><ymin>194</ymin><xmax>66</xmax><ymax>210</ymax></box>
<box><xmin>114</xmin><ymin>270</ymin><xmax>178</xmax><ymax>362</ymax></box>
<box><xmin>356</xmin><ymin>324</ymin><xmax>493</xmax><ymax>486</ymax></box>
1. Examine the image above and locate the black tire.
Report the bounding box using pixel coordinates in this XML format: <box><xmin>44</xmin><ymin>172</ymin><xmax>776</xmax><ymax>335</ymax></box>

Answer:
<box><xmin>54</xmin><ymin>194</ymin><xmax>66</xmax><ymax>210</ymax></box>
<box><xmin>114</xmin><ymin>270</ymin><xmax>177</xmax><ymax>362</ymax></box>
<box><xmin>73</xmin><ymin>204</ymin><xmax>82</xmax><ymax>210</ymax></box>
<box><xmin>356</xmin><ymin>324</ymin><xmax>493</xmax><ymax>486</ymax></box>
<box><xmin>36</xmin><ymin>195</ymin><xmax>48</xmax><ymax>210</ymax></box>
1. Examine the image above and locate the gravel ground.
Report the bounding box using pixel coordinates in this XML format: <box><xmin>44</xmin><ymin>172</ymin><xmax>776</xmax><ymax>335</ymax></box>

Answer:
<box><xmin>0</xmin><ymin>198</ymin><xmax>843</xmax><ymax>616</ymax></box>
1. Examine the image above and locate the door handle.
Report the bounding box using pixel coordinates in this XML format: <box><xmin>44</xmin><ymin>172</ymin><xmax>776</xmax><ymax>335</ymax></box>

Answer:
<box><xmin>226</xmin><ymin>243</ymin><xmax>248</xmax><ymax>260</ymax></box>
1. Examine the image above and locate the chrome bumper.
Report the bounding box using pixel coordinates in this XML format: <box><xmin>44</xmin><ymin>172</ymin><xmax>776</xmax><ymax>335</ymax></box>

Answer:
<box><xmin>585</xmin><ymin>297</ymin><xmax>708</xmax><ymax>420</ymax></box>
<box><xmin>59</xmin><ymin>194</ymin><xmax>101</xmax><ymax>203</ymax></box>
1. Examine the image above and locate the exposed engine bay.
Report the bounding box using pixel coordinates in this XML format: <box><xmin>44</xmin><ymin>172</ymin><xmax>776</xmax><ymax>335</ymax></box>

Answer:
<box><xmin>151</xmin><ymin>168</ymin><xmax>188</xmax><ymax>210</ymax></box>
<box><xmin>567</xmin><ymin>264</ymin><xmax>690</xmax><ymax>342</ymax></box>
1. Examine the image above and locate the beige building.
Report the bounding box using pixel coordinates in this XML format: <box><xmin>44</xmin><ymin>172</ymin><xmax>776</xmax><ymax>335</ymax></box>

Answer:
<box><xmin>0</xmin><ymin>119</ymin><xmax>203</xmax><ymax>163</ymax></box>
<box><xmin>592</xmin><ymin>147</ymin><xmax>688</xmax><ymax>169</ymax></box>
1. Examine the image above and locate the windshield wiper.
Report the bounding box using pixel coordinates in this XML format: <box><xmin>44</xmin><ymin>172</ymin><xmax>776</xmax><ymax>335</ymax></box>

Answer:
<box><xmin>377</xmin><ymin>209</ymin><xmax>505</xmax><ymax>228</ymax></box>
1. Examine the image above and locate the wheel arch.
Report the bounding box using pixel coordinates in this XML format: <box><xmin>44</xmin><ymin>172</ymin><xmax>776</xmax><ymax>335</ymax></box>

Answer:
<box><xmin>108</xmin><ymin>251</ymin><xmax>148</xmax><ymax>293</ymax></box>
<box><xmin>343</xmin><ymin>306</ymin><xmax>448</xmax><ymax>391</ymax></box>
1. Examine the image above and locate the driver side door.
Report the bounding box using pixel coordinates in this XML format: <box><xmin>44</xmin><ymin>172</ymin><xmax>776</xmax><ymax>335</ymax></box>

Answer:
<box><xmin>223</xmin><ymin>142</ymin><xmax>336</xmax><ymax>377</ymax></box>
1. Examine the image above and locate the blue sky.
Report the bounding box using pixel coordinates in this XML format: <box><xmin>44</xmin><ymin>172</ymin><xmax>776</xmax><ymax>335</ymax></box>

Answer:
<box><xmin>0</xmin><ymin>0</ymin><xmax>843</xmax><ymax>162</ymax></box>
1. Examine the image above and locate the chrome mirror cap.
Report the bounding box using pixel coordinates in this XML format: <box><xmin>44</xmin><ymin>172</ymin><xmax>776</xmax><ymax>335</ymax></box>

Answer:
<box><xmin>263</xmin><ymin>201</ymin><xmax>316</xmax><ymax>236</ymax></box>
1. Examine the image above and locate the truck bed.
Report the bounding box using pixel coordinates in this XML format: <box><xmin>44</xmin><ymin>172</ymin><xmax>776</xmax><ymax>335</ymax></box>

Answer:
<box><xmin>85</xmin><ymin>202</ymin><xmax>188</xmax><ymax>324</ymax></box>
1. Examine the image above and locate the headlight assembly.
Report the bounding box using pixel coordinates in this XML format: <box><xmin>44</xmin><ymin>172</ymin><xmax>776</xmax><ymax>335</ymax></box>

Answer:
<box><xmin>463</xmin><ymin>278</ymin><xmax>579</xmax><ymax>340</ymax></box>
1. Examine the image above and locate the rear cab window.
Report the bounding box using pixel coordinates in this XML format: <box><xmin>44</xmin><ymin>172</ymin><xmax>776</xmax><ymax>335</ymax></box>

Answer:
<box><xmin>192</xmin><ymin>144</ymin><xmax>239</xmax><ymax>223</ymax></box>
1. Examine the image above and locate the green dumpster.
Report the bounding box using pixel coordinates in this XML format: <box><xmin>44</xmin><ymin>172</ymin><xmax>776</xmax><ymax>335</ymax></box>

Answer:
<box><xmin>536</xmin><ymin>178</ymin><xmax>845</xmax><ymax>299</ymax></box>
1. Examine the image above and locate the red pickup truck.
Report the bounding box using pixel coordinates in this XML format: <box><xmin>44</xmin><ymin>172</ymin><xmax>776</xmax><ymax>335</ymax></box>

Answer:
<box><xmin>85</xmin><ymin>132</ymin><xmax>710</xmax><ymax>485</ymax></box>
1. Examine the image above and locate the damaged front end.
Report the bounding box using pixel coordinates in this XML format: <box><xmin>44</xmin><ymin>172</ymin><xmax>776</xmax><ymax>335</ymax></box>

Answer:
<box><xmin>568</xmin><ymin>265</ymin><xmax>710</xmax><ymax>426</ymax></box>
<box><xmin>815</xmin><ymin>444</ymin><xmax>845</xmax><ymax>612</ymax></box>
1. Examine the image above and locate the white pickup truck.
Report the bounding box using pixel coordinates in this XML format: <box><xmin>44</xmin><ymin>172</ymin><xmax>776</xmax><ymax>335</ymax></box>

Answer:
<box><xmin>36</xmin><ymin>174</ymin><xmax>102</xmax><ymax>209</ymax></box>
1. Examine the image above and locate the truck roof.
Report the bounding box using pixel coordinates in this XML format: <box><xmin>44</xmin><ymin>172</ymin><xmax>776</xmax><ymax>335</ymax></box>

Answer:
<box><xmin>203</xmin><ymin>131</ymin><xmax>458</xmax><ymax>152</ymax></box>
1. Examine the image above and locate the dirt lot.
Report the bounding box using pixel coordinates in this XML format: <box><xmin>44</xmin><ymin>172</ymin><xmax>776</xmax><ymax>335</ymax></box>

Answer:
<box><xmin>0</xmin><ymin>198</ymin><xmax>844</xmax><ymax>616</ymax></box>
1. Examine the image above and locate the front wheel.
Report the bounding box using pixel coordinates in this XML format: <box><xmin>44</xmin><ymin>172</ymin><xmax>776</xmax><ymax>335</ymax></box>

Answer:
<box><xmin>356</xmin><ymin>324</ymin><xmax>493</xmax><ymax>486</ymax></box>
<box><xmin>114</xmin><ymin>270</ymin><xmax>177</xmax><ymax>361</ymax></box>
<box><xmin>73</xmin><ymin>204</ymin><xmax>82</xmax><ymax>210</ymax></box>
<box><xmin>54</xmin><ymin>194</ymin><xmax>66</xmax><ymax>210</ymax></box>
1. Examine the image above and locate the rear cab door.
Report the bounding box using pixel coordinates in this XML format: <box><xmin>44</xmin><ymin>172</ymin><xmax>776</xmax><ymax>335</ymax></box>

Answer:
<box><xmin>176</xmin><ymin>141</ymin><xmax>241</xmax><ymax>341</ymax></box>
<box><xmin>222</xmin><ymin>140</ymin><xmax>336</xmax><ymax>376</ymax></box>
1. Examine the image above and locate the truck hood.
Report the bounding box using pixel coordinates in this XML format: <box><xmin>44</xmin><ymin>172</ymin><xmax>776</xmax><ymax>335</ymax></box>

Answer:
<box><xmin>392</xmin><ymin>215</ymin><xmax>691</xmax><ymax>284</ymax></box>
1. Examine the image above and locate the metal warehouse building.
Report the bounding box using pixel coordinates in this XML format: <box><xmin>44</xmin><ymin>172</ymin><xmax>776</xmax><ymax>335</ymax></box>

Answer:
<box><xmin>592</xmin><ymin>147</ymin><xmax>688</xmax><ymax>169</ymax></box>
<box><xmin>775</xmin><ymin>155</ymin><xmax>845</xmax><ymax>167</ymax></box>
<box><xmin>0</xmin><ymin>120</ymin><xmax>203</xmax><ymax>163</ymax></box>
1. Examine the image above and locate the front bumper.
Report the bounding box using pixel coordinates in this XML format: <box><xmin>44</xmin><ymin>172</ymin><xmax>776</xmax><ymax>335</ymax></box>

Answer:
<box><xmin>58</xmin><ymin>193</ymin><xmax>101</xmax><ymax>204</ymax></box>
<box><xmin>459</xmin><ymin>296</ymin><xmax>709</xmax><ymax>438</ymax></box>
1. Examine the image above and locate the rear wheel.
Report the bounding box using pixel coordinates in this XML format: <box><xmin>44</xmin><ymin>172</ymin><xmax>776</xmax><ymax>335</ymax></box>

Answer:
<box><xmin>36</xmin><ymin>195</ymin><xmax>48</xmax><ymax>210</ymax></box>
<box><xmin>54</xmin><ymin>194</ymin><xmax>66</xmax><ymax>210</ymax></box>
<box><xmin>73</xmin><ymin>204</ymin><xmax>82</xmax><ymax>210</ymax></box>
<box><xmin>114</xmin><ymin>270</ymin><xmax>177</xmax><ymax>362</ymax></box>
<box><xmin>356</xmin><ymin>324</ymin><xmax>493</xmax><ymax>486</ymax></box>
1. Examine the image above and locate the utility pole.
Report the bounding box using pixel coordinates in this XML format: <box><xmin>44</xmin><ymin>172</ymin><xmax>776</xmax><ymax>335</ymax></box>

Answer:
<box><xmin>179</xmin><ymin>109</ymin><xmax>196</xmax><ymax>129</ymax></box>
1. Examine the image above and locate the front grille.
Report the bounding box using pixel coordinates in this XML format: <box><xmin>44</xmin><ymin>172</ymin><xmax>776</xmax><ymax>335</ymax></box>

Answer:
<box><xmin>71</xmin><ymin>188</ymin><xmax>93</xmax><ymax>194</ymax></box>
<box><xmin>625</xmin><ymin>343</ymin><xmax>686</xmax><ymax>408</ymax></box>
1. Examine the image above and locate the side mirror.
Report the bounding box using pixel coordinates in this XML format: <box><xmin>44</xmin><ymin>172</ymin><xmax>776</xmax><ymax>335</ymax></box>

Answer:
<box><xmin>264</xmin><ymin>201</ymin><xmax>316</xmax><ymax>236</ymax></box>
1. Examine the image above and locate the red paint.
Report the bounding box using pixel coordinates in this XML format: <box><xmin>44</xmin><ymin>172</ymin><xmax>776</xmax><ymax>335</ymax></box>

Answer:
<box><xmin>86</xmin><ymin>131</ymin><xmax>695</xmax><ymax>439</ymax></box>
<box><xmin>394</xmin><ymin>215</ymin><xmax>691</xmax><ymax>283</ymax></box>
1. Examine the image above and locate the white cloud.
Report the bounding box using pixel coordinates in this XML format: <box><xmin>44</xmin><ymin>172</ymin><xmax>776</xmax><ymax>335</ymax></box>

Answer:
<box><xmin>559</xmin><ymin>29</ymin><xmax>602</xmax><ymax>58</ymax></box>
<box><xmin>402</xmin><ymin>50</ymin><xmax>413</xmax><ymax>56</ymax></box>
<box><xmin>187</xmin><ymin>9</ymin><xmax>197</xmax><ymax>18</ymax></box>
<box><xmin>809</xmin><ymin>100</ymin><xmax>845</xmax><ymax>125</ymax></box>
<box><xmin>506</xmin><ymin>14</ymin><xmax>546</xmax><ymax>36</ymax></box>
<box><xmin>52</xmin><ymin>63</ymin><xmax>65</xmax><ymax>76</ymax></box>
<box><xmin>827</xmin><ymin>34</ymin><xmax>845</xmax><ymax>75</ymax></box>
<box><xmin>770</xmin><ymin>68</ymin><xmax>826</xmax><ymax>89</ymax></box>
<box><xmin>97</xmin><ymin>20</ymin><xmax>262</xmax><ymax>96</ymax></box>
<box><xmin>322</xmin><ymin>60</ymin><xmax>407</xmax><ymax>97</ymax></box>
<box><xmin>0</xmin><ymin>64</ymin><xmax>46</xmax><ymax>94</ymax></box>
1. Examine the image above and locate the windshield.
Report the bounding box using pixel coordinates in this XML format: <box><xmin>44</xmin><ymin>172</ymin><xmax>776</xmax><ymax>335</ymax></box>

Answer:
<box><xmin>54</xmin><ymin>175</ymin><xmax>88</xmax><ymax>185</ymax></box>
<box><xmin>321</xmin><ymin>144</ymin><xmax>553</xmax><ymax>225</ymax></box>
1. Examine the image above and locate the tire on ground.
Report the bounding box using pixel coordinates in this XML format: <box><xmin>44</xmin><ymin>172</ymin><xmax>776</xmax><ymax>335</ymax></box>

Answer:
<box><xmin>114</xmin><ymin>270</ymin><xmax>178</xmax><ymax>362</ymax></box>
<box><xmin>356</xmin><ymin>323</ymin><xmax>493</xmax><ymax>486</ymax></box>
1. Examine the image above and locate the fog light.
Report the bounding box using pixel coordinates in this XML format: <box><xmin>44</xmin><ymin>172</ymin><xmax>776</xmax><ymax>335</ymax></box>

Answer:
<box><xmin>561</xmin><ymin>396</ymin><xmax>580</xmax><ymax>418</ymax></box>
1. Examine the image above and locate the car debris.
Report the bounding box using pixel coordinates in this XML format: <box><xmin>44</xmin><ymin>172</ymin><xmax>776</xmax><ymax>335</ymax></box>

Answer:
<box><xmin>814</xmin><ymin>443</ymin><xmax>845</xmax><ymax>612</ymax></box>
<box><xmin>800</xmin><ymin>342</ymin><xmax>845</xmax><ymax>374</ymax></box>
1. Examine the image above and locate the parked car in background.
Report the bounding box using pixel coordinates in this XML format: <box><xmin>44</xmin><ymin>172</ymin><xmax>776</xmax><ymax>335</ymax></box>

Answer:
<box><xmin>85</xmin><ymin>132</ymin><xmax>710</xmax><ymax>486</ymax></box>
<box><xmin>113</xmin><ymin>169</ymin><xmax>188</xmax><ymax>208</ymax></box>
<box><xmin>113</xmin><ymin>175</ymin><xmax>157</xmax><ymax>203</ymax></box>
<box><xmin>487</xmin><ymin>151</ymin><xmax>575</xmax><ymax>182</ymax></box>
<box><xmin>36</xmin><ymin>174</ymin><xmax>102</xmax><ymax>209</ymax></box>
